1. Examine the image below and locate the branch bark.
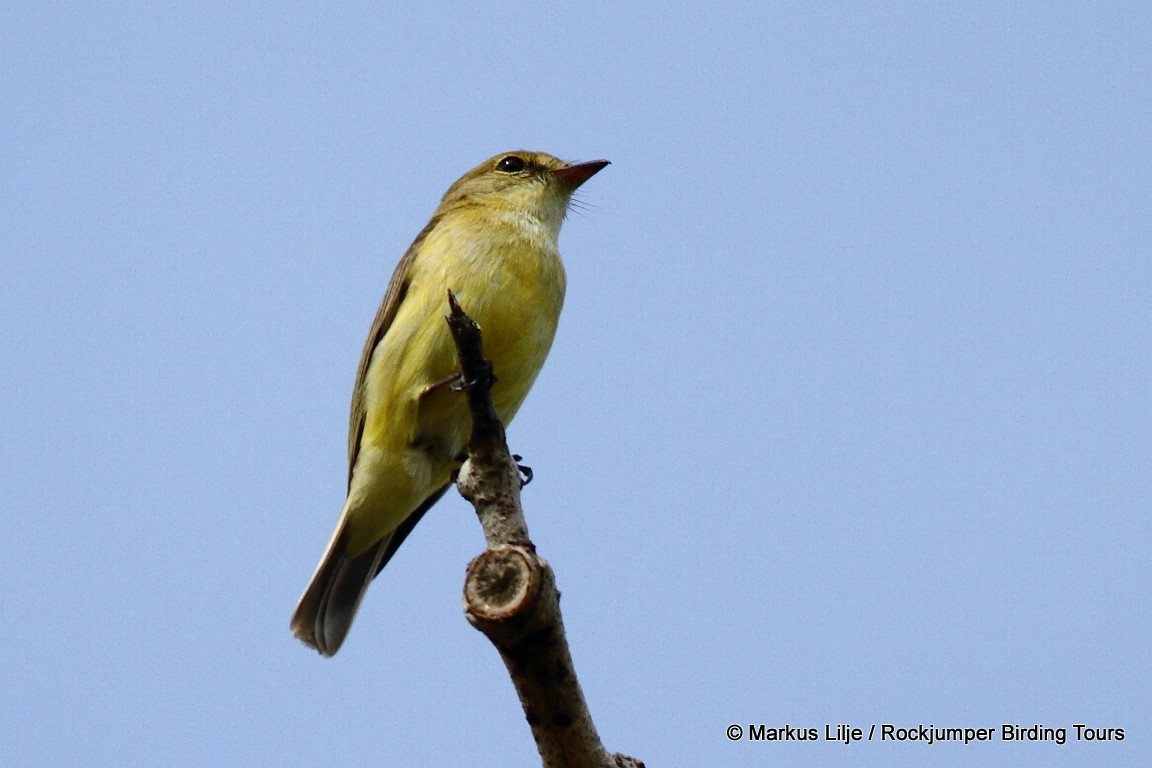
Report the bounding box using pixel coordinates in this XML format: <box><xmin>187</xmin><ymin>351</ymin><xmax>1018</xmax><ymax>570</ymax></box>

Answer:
<box><xmin>445</xmin><ymin>292</ymin><xmax>644</xmax><ymax>768</ymax></box>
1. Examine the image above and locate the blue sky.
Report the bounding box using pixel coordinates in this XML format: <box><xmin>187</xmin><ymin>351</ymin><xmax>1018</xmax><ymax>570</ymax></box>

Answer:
<box><xmin>2</xmin><ymin>2</ymin><xmax>1148</xmax><ymax>766</ymax></box>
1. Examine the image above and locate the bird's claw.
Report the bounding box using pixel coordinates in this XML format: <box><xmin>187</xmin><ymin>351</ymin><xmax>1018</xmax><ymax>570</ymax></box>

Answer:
<box><xmin>512</xmin><ymin>454</ymin><xmax>533</xmax><ymax>487</ymax></box>
<box><xmin>449</xmin><ymin>364</ymin><xmax>497</xmax><ymax>392</ymax></box>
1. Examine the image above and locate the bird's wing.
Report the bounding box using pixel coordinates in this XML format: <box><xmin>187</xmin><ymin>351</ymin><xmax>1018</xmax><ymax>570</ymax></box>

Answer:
<box><xmin>346</xmin><ymin>215</ymin><xmax>441</xmax><ymax>489</ymax></box>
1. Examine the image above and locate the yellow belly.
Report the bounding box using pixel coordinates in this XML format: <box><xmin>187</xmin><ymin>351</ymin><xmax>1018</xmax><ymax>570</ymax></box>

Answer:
<box><xmin>344</xmin><ymin>218</ymin><xmax>565</xmax><ymax>553</ymax></box>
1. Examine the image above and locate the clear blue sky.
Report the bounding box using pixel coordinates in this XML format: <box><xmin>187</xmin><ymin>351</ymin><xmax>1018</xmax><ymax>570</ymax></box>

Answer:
<box><xmin>2</xmin><ymin>2</ymin><xmax>1148</xmax><ymax>766</ymax></box>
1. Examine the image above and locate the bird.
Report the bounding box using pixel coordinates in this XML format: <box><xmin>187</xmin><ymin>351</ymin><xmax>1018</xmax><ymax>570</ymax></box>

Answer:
<box><xmin>291</xmin><ymin>150</ymin><xmax>609</xmax><ymax>655</ymax></box>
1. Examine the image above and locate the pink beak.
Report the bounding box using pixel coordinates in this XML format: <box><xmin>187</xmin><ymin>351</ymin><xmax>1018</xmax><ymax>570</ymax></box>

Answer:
<box><xmin>550</xmin><ymin>159</ymin><xmax>610</xmax><ymax>190</ymax></box>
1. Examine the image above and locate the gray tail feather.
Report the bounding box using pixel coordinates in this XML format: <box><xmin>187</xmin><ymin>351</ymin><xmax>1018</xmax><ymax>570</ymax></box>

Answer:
<box><xmin>289</xmin><ymin>484</ymin><xmax>450</xmax><ymax>656</ymax></box>
<box><xmin>290</xmin><ymin>527</ymin><xmax>390</xmax><ymax>657</ymax></box>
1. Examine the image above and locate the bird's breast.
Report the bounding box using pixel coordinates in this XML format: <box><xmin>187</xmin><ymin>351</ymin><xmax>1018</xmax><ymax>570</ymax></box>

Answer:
<box><xmin>361</xmin><ymin>215</ymin><xmax>565</xmax><ymax>469</ymax></box>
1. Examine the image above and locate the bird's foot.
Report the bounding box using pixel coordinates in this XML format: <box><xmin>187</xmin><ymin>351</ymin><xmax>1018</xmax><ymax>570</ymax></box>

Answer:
<box><xmin>512</xmin><ymin>454</ymin><xmax>533</xmax><ymax>487</ymax></box>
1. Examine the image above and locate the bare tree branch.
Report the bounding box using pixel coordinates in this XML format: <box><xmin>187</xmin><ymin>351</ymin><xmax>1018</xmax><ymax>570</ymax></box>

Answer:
<box><xmin>445</xmin><ymin>292</ymin><xmax>644</xmax><ymax>768</ymax></box>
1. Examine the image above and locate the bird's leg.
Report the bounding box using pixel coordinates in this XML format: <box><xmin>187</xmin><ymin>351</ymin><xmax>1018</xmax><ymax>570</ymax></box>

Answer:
<box><xmin>420</xmin><ymin>371</ymin><xmax>465</xmax><ymax>398</ymax></box>
<box><xmin>447</xmin><ymin>361</ymin><xmax>497</xmax><ymax>393</ymax></box>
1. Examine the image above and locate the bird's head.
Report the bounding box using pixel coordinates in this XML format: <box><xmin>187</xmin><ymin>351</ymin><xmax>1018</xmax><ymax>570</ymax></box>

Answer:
<box><xmin>437</xmin><ymin>151</ymin><xmax>609</xmax><ymax>237</ymax></box>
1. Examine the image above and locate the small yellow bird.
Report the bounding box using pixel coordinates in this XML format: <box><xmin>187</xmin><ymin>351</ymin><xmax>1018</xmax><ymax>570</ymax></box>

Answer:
<box><xmin>291</xmin><ymin>151</ymin><xmax>608</xmax><ymax>655</ymax></box>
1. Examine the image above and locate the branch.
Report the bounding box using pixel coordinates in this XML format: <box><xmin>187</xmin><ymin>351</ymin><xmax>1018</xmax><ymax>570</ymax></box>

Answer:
<box><xmin>445</xmin><ymin>292</ymin><xmax>644</xmax><ymax>768</ymax></box>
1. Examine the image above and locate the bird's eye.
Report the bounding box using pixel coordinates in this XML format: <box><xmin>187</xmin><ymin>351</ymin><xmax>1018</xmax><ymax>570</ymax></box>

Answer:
<box><xmin>496</xmin><ymin>155</ymin><xmax>527</xmax><ymax>173</ymax></box>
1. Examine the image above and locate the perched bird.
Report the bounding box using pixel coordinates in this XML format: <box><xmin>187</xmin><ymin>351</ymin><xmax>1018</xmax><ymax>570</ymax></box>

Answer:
<box><xmin>291</xmin><ymin>151</ymin><xmax>609</xmax><ymax>655</ymax></box>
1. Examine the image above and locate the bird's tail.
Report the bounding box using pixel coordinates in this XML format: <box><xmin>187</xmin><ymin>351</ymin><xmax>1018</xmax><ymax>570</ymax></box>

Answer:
<box><xmin>291</xmin><ymin>485</ymin><xmax>449</xmax><ymax>656</ymax></box>
<box><xmin>290</xmin><ymin>517</ymin><xmax>390</xmax><ymax>657</ymax></box>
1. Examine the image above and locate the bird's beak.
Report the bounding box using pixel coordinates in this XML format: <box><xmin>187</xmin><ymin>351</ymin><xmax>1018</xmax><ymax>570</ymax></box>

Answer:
<box><xmin>551</xmin><ymin>159</ymin><xmax>610</xmax><ymax>190</ymax></box>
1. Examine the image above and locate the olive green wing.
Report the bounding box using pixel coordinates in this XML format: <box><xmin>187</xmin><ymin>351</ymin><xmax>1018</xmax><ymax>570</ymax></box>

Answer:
<box><xmin>345</xmin><ymin>216</ymin><xmax>440</xmax><ymax>489</ymax></box>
